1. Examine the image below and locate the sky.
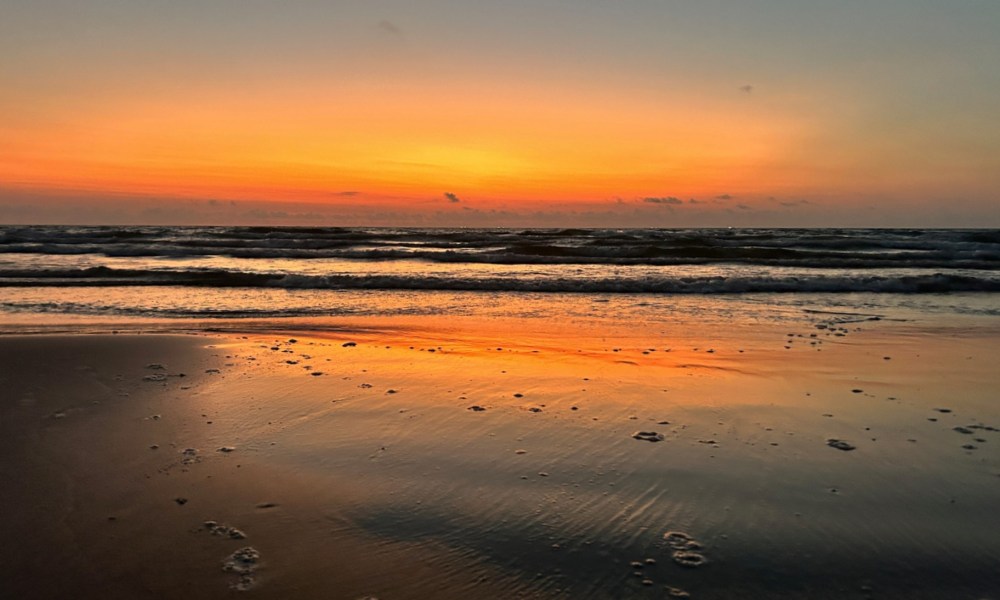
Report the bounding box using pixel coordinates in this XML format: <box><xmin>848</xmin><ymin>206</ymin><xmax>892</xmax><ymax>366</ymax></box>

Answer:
<box><xmin>1</xmin><ymin>0</ymin><xmax>999</xmax><ymax>227</ymax></box>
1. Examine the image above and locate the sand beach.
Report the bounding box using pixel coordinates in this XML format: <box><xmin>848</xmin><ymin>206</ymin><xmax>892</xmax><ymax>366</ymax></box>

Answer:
<box><xmin>2</xmin><ymin>309</ymin><xmax>998</xmax><ymax>599</ymax></box>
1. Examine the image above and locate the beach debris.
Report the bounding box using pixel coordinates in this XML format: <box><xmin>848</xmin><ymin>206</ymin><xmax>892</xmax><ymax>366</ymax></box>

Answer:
<box><xmin>665</xmin><ymin>586</ymin><xmax>690</xmax><ymax>598</ymax></box>
<box><xmin>342</xmin><ymin>342</ymin><xmax>356</xmax><ymax>347</ymax></box>
<box><xmin>514</xmin><ymin>449</ymin><xmax>527</xmax><ymax>454</ymax></box>
<box><xmin>962</xmin><ymin>444</ymin><xmax>977</xmax><ymax>450</ymax></box>
<box><xmin>310</xmin><ymin>372</ymin><xmax>323</xmax><ymax>376</ymax></box>
<box><xmin>467</xmin><ymin>405</ymin><xmax>487</xmax><ymax>412</ymax></box>
<box><xmin>205</xmin><ymin>368</ymin><xmax>221</xmax><ymax>374</ymax></box>
<box><xmin>953</xmin><ymin>426</ymin><xmax>974</xmax><ymax>434</ymax></box>
<box><xmin>632</xmin><ymin>431</ymin><xmax>665</xmax><ymax>442</ymax></box>
<box><xmin>222</xmin><ymin>546</ymin><xmax>260</xmax><ymax>591</ymax></box>
<box><xmin>142</xmin><ymin>373</ymin><xmax>168</xmax><ymax>382</ymax></box>
<box><xmin>255</xmin><ymin>502</ymin><xmax>278</xmax><ymax>509</ymax></box>
<box><xmin>934</xmin><ymin>408</ymin><xmax>952</xmax><ymax>413</ymax></box>
<box><xmin>851</xmin><ymin>389</ymin><xmax>863</xmax><ymax>394</ymax></box>
<box><xmin>217</xmin><ymin>446</ymin><xmax>236</xmax><ymax>453</ymax></box>
<box><xmin>174</xmin><ymin>497</ymin><xmax>188</xmax><ymax>505</ymax></box>
<box><xmin>527</xmin><ymin>407</ymin><xmax>543</xmax><ymax>413</ymax></box>
<box><xmin>827</xmin><ymin>439</ymin><xmax>856</xmax><ymax>451</ymax></box>
<box><xmin>146</xmin><ymin>363</ymin><xmax>166</xmax><ymax>370</ymax></box>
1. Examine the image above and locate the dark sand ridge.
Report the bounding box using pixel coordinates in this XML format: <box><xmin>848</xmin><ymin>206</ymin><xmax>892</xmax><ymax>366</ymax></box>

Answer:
<box><xmin>1</xmin><ymin>315</ymin><xmax>998</xmax><ymax>599</ymax></box>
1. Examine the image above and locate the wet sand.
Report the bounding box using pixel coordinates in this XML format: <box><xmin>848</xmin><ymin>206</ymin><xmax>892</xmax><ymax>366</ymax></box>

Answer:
<box><xmin>1</xmin><ymin>315</ymin><xmax>999</xmax><ymax>599</ymax></box>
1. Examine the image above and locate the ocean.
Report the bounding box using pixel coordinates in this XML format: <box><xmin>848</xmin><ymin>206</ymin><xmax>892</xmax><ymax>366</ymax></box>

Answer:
<box><xmin>1</xmin><ymin>226</ymin><xmax>998</xmax><ymax>330</ymax></box>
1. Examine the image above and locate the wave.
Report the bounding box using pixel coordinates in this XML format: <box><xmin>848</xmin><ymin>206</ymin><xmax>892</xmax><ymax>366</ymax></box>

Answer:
<box><xmin>1</xmin><ymin>226</ymin><xmax>998</xmax><ymax>269</ymax></box>
<box><xmin>1</xmin><ymin>243</ymin><xmax>997</xmax><ymax>270</ymax></box>
<box><xmin>2</xmin><ymin>266</ymin><xmax>998</xmax><ymax>294</ymax></box>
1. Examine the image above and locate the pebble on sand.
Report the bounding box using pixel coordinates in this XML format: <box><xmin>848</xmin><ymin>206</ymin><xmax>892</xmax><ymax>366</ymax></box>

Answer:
<box><xmin>217</xmin><ymin>446</ymin><xmax>236</xmax><ymax>453</ymax></box>
<box><xmin>467</xmin><ymin>405</ymin><xmax>487</xmax><ymax>412</ymax></box>
<box><xmin>632</xmin><ymin>431</ymin><xmax>665</xmax><ymax>442</ymax></box>
<box><xmin>827</xmin><ymin>439</ymin><xmax>856</xmax><ymax>451</ymax></box>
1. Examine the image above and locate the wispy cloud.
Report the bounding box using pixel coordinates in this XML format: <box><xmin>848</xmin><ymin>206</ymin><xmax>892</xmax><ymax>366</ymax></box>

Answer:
<box><xmin>642</xmin><ymin>196</ymin><xmax>683</xmax><ymax>205</ymax></box>
<box><xmin>739</xmin><ymin>84</ymin><xmax>754</xmax><ymax>94</ymax></box>
<box><xmin>444</xmin><ymin>192</ymin><xmax>461</xmax><ymax>203</ymax></box>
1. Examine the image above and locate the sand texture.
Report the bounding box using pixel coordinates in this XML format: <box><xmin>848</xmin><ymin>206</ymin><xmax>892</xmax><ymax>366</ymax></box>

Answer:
<box><xmin>1</xmin><ymin>317</ymin><xmax>999</xmax><ymax>599</ymax></box>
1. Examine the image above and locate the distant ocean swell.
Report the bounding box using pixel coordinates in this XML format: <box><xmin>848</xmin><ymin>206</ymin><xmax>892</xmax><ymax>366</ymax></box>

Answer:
<box><xmin>2</xmin><ymin>267</ymin><xmax>998</xmax><ymax>294</ymax></box>
<box><xmin>1</xmin><ymin>227</ymin><xmax>999</xmax><ymax>269</ymax></box>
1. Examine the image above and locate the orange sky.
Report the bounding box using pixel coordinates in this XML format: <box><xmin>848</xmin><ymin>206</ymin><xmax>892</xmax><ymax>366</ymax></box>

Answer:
<box><xmin>1</xmin><ymin>1</ymin><xmax>998</xmax><ymax>226</ymax></box>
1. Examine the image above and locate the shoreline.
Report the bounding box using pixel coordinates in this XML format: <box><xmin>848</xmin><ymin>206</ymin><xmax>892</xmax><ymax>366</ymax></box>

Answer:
<box><xmin>2</xmin><ymin>314</ymin><xmax>998</xmax><ymax>598</ymax></box>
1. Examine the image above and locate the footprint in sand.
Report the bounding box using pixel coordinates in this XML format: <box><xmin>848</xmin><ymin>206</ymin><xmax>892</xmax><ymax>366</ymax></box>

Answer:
<box><xmin>633</xmin><ymin>431</ymin><xmax>665</xmax><ymax>442</ymax></box>
<box><xmin>222</xmin><ymin>546</ymin><xmax>260</xmax><ymax>591</ymax></box>
<box><xmin>663</xmin><ymin>531</ymin><xmax>708</xmax><ymax>568</ymax></box>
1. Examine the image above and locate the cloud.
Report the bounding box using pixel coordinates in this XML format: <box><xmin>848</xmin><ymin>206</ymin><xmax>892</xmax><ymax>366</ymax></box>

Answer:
<box><xmin>736</xmin><ymin>204</ymin><xmax>753</xmax><ymax>210</ymax></box>
<box><xmin>739</xmin><ymin>84</ymin><xmax>754</xmax><ymax>94</ymax></box>
<box><xmin>378</xmin><ymin>20</ymin><xmax>401</xmax><ymax>35</ymax></box>
<box><xmin>444</xmin><ymin>192</ymin><xmax>461</xmax><ymax>203</ymax></box>
<box><xmin>688</xmin><ymin>198</ymin><xmax>704</xmax><ymax>204</ymax></box>
<box><xmin>715</xmin><ymin>194</ymin><xmax>733</xmax><ymax>200</ymax></box>
<box><xmin>780</xmin><ymin>199</ymin><xmax>811</xmax><ymax>207</ymax></box>
<box><xmin>333</xmin><ymin>191</ymin><xmax>360</xmax><ymax>197</ymax></box>
<box><xmin>642</xmin><ymin>196</ymin><xmax>683</xmax><ymax>205</ymax></box>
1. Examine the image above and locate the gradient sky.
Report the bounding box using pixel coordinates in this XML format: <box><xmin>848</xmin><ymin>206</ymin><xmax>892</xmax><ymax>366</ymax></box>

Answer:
<box><xmin>2</xmin><ymin>0</ymin><xmax>999</xmax><ymax>226</ymax></box>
